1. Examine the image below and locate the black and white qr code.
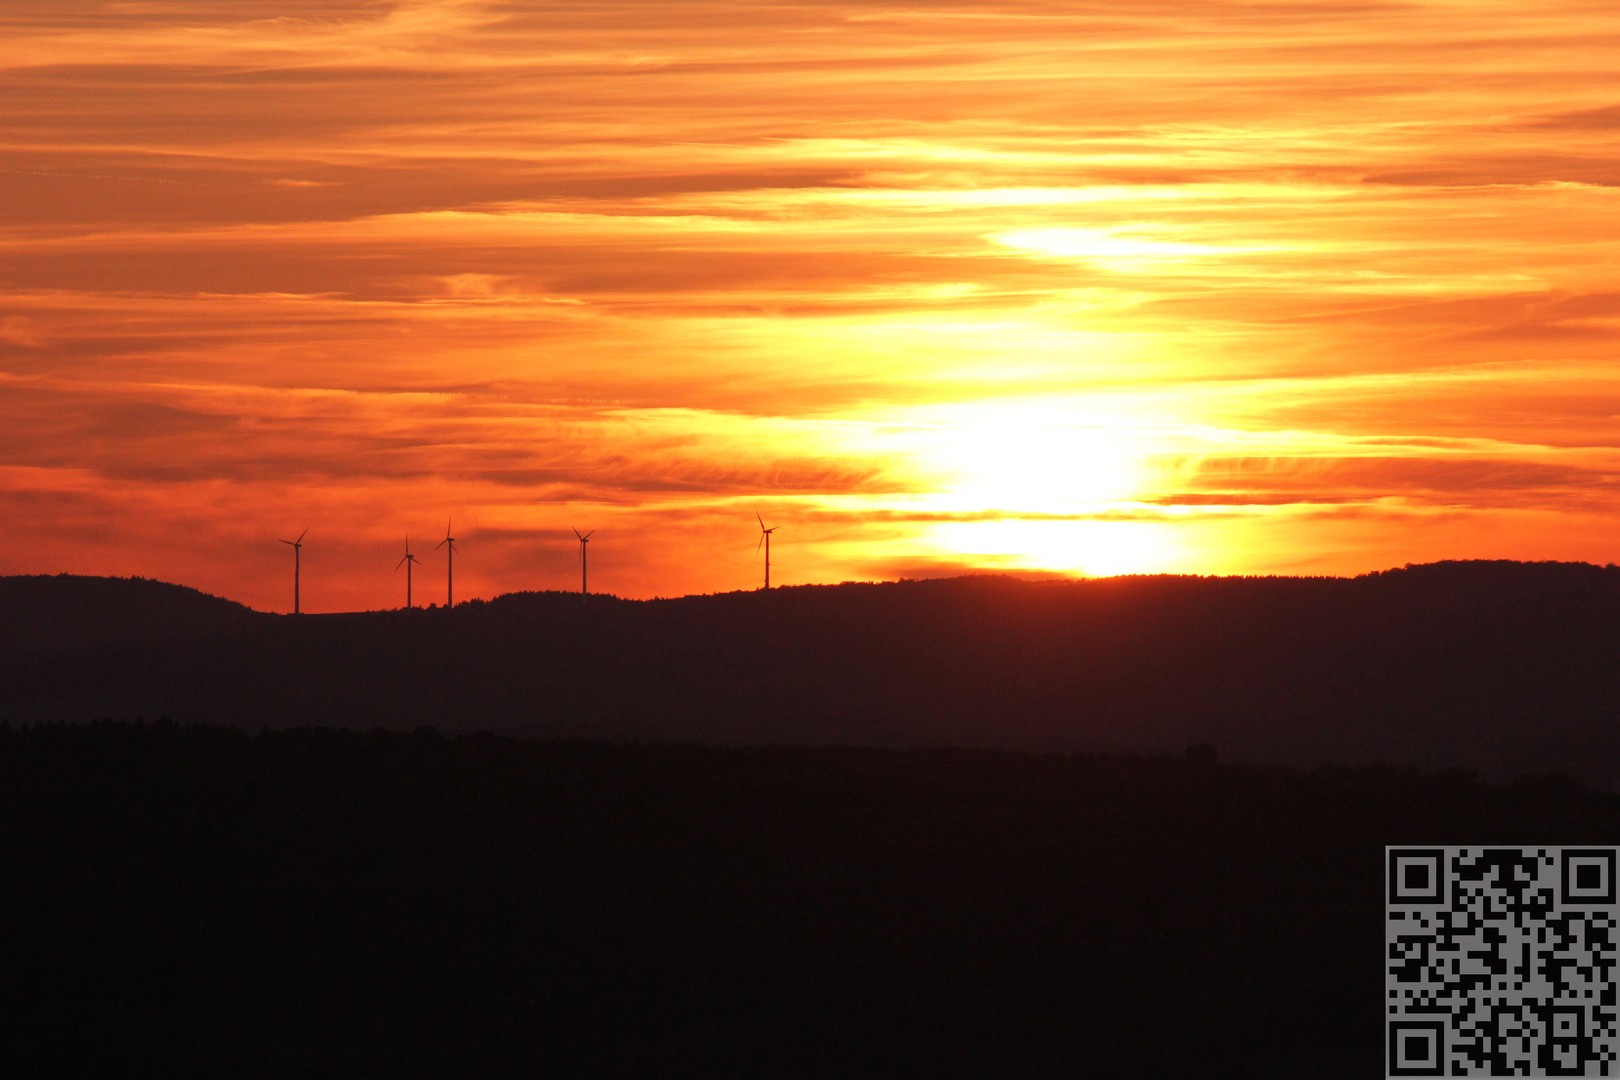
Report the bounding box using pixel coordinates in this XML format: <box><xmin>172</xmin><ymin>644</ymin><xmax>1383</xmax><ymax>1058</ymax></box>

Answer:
<box><xmin>1388</xmin><ymin>847</ymin><xmax>1618</xmax><ymax>1077</ymax></box>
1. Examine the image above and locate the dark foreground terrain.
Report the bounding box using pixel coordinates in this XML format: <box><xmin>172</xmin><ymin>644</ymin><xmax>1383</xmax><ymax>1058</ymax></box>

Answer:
<box><xmin>5</xmin><ymin>560</ymin><xmax>1620</xmax><ymax>784</ymax></box>
<box><xmin>3</xmin><ymin>721</ymin><xmax>1617</xmax><ymax>1078</ymax></box>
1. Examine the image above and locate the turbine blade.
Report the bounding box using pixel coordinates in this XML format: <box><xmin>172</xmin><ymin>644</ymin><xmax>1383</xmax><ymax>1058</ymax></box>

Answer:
<box><xmin>573</xmin><ymin>528</ymin><xmax>582</xmax><ymax>539</ymax></box>
<box><xmin>756</xmin><ymin>511</ymin><xmax>764</xmax><ymax>530</ymax></box>
<box><xmin>395</xmin><ymin>556</ymin><xmax>407</xmax><ymax>570</ymax></box>
<box><xmin>756</xmin><ymin>534</ymin><xmax>763</xmax><ymax>555</ymax></box>
<box><xmin>296</xmin><ymin>528</ymin><xmax>308</xmax><ymax>543</ymax></box>
<box><xmin>583</xmin><ymin>531</ymin><xmax>594</xmax><ymax>541</ymax></box>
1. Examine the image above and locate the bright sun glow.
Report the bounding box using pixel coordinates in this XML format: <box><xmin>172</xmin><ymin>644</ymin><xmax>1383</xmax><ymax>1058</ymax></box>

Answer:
<box><xmin>896</xmin><ymin>400</ymin><xmax>1166</xmax><ymax>508</ymax></box>
<box><xmin>872</xmin><ymin>399</ymin><xmax>1186</xmax><ymax>576</ymax></box>
<box><xmin>927</xmin><ymin>517</ymin><xmax>1184</xmax><ymax>577</ymax></box>
<box><xmin>935</xmin><ymin>419</ymin><xmax>1149</xmax><ymax>506</ymax></box>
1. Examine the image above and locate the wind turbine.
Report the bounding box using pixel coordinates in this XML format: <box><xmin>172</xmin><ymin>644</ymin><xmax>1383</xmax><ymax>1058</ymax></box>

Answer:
<box><xmin>436</xmin><ymin>521</ymin><xmax>457</xmax><ymax>608</ymax></box>
<box><xmin>279</xmin><ymin>528</ymin><xmax>307</xmax><ymax>614</ymax></box>
<box><xmin>573</xmin><ymin>528</ymin><xmax>594</xmax><ymax>598</ymax></box>
<box><xmin>756</xmin><ymin>513</ymin><xmax>778</xmax><ymax>590</ymax></box>
<box><xmin>395</xmin><ymin>536</ymin><xmax>419</xmax><ymax>609</ymax></box>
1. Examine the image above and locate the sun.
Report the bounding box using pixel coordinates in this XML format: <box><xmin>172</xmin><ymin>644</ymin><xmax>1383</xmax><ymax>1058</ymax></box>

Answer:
<box><xmin>936</xmin><ymin>418</ymin><xmax>1147</xmax><ymax>507</ymax></box>
<box><xmin>878</xmin><ymin>398</ymin><xmax>1186</xmax><ymax>576</ymax></box>
<box><xmin>927</xmin><ymin>517</ymin><xmax>1183</xmax><ymax>578</ymax></box>
<box><xmin>902</xmin><ymin>398</ymin><xmax>1161</xmax><ymax>508</ymax></box>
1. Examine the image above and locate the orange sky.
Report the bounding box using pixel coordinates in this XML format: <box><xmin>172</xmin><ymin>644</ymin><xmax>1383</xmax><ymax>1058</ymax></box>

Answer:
<box><xmin>3</xmin><ymin>0</ymin><xmax>1618</xmax><ymax>611</ymax></box>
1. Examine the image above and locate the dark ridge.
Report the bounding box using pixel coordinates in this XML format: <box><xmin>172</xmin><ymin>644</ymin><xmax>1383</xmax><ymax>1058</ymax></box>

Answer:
<box><xmin>2</xmin><ymin>720</ymin><xmax>1614</xmax><ymax>1077</ymax></box>
<box><xmin>0</xmin><ymin>573</ymin><xmax>267</xmax><ymax>660</ymax></box>
<box><xmin>3</xmin><ymin>560</ymin><xmax>1619</xmax><ymax>785</ymax></box>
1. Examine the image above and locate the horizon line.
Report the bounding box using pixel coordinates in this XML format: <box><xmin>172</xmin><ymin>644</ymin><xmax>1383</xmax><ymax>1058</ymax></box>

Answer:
<box><xmin>5</xmin><ymin>558</ymin><xmax>1618</xmax><ymax>617</ymax></box>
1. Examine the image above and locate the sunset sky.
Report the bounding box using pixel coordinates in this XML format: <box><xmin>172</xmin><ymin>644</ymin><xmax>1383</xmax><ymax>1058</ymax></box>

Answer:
<box><xmin>3</xmin><ymin>0</ymin><xmax>1618</xmax><ymax>611</ymax></box>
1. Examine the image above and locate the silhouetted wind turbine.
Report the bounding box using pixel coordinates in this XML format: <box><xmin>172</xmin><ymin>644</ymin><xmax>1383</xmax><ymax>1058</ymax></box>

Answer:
<box><xmin>756</xmin><ymin>513</ymin><xmax>778</xmax><ymax>590</ymax></box>
<box><xmin>573</xmin><ymin>528</ymin><xmax>594</xmax><ymax>599</ymax></box>
<box><xmin>395</xmin><ymin>536</ymin><xmax>419</xmax><ymax>609</ymax></box>
<box><xmin>436</xmin><ymin>521</ymin><xmax>457</xmax><ymax>608</ymax></box>
<box><xmin>279</xmin><ymin>528</ymin><xmax>307</xmax><ymax>614</ymax></box>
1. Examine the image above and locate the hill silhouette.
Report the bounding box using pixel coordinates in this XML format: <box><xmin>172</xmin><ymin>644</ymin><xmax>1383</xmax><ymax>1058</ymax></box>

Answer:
<box><xmin>4</xmin><ymin>560</ymin><xmax>1619</xmax><ymax>785</ymax></box>
<box><xmin>0</xmin><ymin>573</ymin><xmax>266</xmax><ymax>660</ymax></box>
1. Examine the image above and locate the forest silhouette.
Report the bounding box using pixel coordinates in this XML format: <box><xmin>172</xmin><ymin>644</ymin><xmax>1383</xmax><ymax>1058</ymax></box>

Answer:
<box><xmin>4</xmin><ymin>559</ymin><xmax>1619</xmax><ymax>784</ymax></box>
<box><xmin>4</xmin><ymin>720</ymin><xmax>1617</xmax><ymax>1077</ymax></box>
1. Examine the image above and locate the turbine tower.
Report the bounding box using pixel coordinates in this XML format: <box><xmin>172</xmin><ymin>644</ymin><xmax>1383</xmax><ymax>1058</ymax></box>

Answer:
<box><xmin>573</xmin><ymin>528</ymin><xmax>594</xmax><ymax>598</ymax></box>
<box><xmin>436</xmin><ymin>521</ymin><xmax>457</xmax><ymax>608</ymax></box>
<box><xmin>279</xmin><ymin>528</ymin><xmax>307</xmax><ymax>614</ymax></box>
<box><xmin>756</xmin><ymin>513</ymin><xmax>778</xmax><ymax>590</ymax></box>
<box><xmin>395</xmin><ymin>536</ymin><xmax>420</xmax><ymax>609</ymax></box>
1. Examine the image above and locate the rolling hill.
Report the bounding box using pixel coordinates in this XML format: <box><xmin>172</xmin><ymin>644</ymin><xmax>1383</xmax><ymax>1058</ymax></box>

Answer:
<box><xmin>3</xmin><ymin>561</ymin><xmax>1618</xmax><ymax>785</ymax></box>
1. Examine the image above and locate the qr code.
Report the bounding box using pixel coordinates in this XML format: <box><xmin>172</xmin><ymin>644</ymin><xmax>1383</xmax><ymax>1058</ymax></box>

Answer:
<box><xmin>1388</xmin><ymin>847</ymin><xmax>1618</xmax><ymax>1077</ymax></box>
